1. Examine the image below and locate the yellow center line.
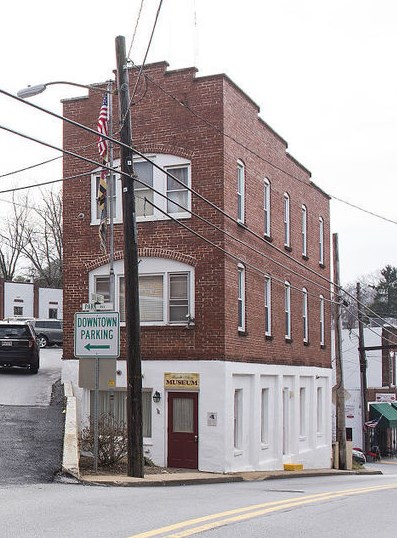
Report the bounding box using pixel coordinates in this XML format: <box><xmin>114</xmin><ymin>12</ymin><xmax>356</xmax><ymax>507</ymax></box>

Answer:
<box><xmin>127</xmin><ymin>482</ymin><xmax>397</xmax><ymax>538</ymax></box>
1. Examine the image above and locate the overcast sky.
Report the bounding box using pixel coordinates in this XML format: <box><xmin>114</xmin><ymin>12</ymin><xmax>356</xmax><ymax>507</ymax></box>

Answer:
<box><xmin>0</xmin><ymin>0</ymin><xmax>396</xmax><ymax>285</ymax></box>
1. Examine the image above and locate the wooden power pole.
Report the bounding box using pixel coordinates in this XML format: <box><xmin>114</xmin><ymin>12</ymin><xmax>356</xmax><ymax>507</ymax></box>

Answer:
<box><xmin>115</xmin><ymin>35</ymin><xmax>144</xmax><ymax>477</ymax></box>
<box><xmin>357</xmin><ymin>282</ymin><xmax>369</xmax><ymax>453</ymax></box>
<box><xmin>333</xmin><ymin>233</ymin><xmax>347</xmax><ymax>469</ymax></box>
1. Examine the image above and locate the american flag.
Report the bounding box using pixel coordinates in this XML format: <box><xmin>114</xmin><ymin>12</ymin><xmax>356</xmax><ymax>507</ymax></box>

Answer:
<box><xmin>97</xmin><ymin>93</ymin><xmax>109</xmax><ymax>159</ymax></box>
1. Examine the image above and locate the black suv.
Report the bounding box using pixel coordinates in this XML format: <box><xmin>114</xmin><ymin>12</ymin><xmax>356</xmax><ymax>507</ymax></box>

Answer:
<box><xmin>30</xmin><ymin>319</ymin><xmax>63</xmax><ymax>348</ymax></box>
<box><xmin>0</xmin><ymin>321</ymin><xmax>40</xmax><ymax>374</ymax></box>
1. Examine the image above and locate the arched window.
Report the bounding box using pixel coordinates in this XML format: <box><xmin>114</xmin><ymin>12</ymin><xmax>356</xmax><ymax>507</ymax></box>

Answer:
<box><xmin>284</xmin><ymin>193</ymin><xmax>291</xmax><ymax>248</ymax></box>
<box><xmin>264</xmin><ymin>178</ymin><xmax>271</xmax><ymax>237</ymax></box>
<box><xmin>285</xmin><ymin>281</ymin><xmax>291</xmax><ymax>339</ymax></box>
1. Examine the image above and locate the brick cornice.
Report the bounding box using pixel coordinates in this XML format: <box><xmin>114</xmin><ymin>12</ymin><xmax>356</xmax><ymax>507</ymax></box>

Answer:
<box><xmin>83</xmin><ymin>248</ymin><xmax>196</xmax><ymax>272</ymax></box>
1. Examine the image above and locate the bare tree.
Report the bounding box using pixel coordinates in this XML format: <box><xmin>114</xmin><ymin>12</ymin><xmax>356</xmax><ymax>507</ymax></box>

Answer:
<box><xmin>22</xmin><ymin>189</ymin><xmax>63</xmax><ymax>288</ymax></box>
<box><xmin>0</xmin><ymin>195</ymin><xmax>30</xmax><ymax>281</ymax></box>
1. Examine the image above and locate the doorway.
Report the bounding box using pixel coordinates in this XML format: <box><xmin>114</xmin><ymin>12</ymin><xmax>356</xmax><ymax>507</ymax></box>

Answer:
<box><xmin>167</xmin><ymin>392</ymin><xmax>198</xmax><ymax>469</ymax></box>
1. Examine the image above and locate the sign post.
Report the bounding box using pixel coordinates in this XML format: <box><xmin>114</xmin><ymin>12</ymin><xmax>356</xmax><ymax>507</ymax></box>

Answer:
<box><xmin>74</xmin><ymin>312</ymin><xmax>120</xmax><ymax>471</ymax></box>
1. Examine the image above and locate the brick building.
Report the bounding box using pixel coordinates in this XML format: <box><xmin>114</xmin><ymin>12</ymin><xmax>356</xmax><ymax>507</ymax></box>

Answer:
<box><xmin>62</xmin><ymin>62</ymin><xmax>332</xmax><ymax>472</ymax></box>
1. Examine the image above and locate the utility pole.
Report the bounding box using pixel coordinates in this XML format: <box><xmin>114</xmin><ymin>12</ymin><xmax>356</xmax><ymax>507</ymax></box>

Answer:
<box><xmin>115</xmin><ymin>35</ymin><xmax>144</xmax><ymax>477</ymax></box>
<box><xmin>333</xmin><ymin>233</ymin><xmax>347</xmax><ymax>469</ymax></box>
<box><xmin>357</xmin><ymin>282</ymin><xmax>369</xmax><ymax>453</ymax></box>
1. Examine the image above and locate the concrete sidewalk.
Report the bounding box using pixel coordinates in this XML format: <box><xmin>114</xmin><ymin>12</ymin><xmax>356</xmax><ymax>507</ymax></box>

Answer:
<box><xmin>78</xmin><ymin>467</ymin><xmax>382</xmax><ymax>487</ymax></box>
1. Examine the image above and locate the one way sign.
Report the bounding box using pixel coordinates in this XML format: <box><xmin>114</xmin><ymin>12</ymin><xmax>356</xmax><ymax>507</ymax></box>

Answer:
<box><xmin>74</xmin><ymin>312</ymin><xmax>120</xmax><ymax>358</ymax></box>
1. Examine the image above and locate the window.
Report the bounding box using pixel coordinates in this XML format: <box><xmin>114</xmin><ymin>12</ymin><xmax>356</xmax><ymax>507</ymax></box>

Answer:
<box><xmin>264</xmin><ymin>276</ymin><xmax>272</xmax><ymax>336</ymax></box>
<box><xmin>283</xmin><ymin>193</ymin><xmax>291</xmax><ymax>247</ymax></box>
<box><xmin>91</xmin><ymin>155</ymin><xmax>191</xmax><ymax>224</ymax></box>
<box><xmin>264</xmin><ymin>178</ymin><xmax>271</xmax><ymax>237</ymax></box>
<box><xmin>135</xmin><ymin>161</ymin><xmax>154</xmax><ymax>217</ymax></box>
<box><xmin>119</xmin><ymin>272</ymin><xmax>189</xmax><ymax>324</ymax></box>
<box><xmin>238</xmin><ymin>264</ymin><xmax>246</xmax><ymax>331</ymax></box>
<box><xmin>90</xmin><ymin>390</ymin><xmax>152</xmax><ymax>438</ymax></box>
<box><xmin>302</xmin><ymin>288</ymin><xmax>309</xmax><ymax>343</ymax></box>
<box><xmin>169</xmin><ymin>273</ymin><xmax>190</xmax><ymax>322</ymax></box>
<box><xmin>48</xmin><ymin>308</ymin><xmax>58</xmax><ymax>319</ymax></box>
<box><xmin>302</xmin><ymin>205</ymin><xmax>307</xmax><ymax>257</ymax></box>
<box><xmin>285</xmin><ymin>281</ymin><xmax>291</xmax><ymax>340</ymax></box>
<box><xmin>319</xmin><ymin>217</ymin><xmax>324</xmax><ymax>265</ymax></box>
<box><xmin>261</xmin><ymin>388</ymin><xmax>269</xmax><ymax>445</ymax></box>
<box><xmin>319</xmin><ymin>295</ymin><xmax>325</xmax><ymax>346</ymax></box>
<box><xmin>90</xmin><ymin>258</ymin><xmax>194</xmax><ymax>327</ymax></box>
<box><xmin>237</xmin><ymin>161</ymin><xmax>245</xmax><ymax>223</ymax></box>
<box><xmin>166</xmin><ymin>166</ymin><xmax>189</xmax><ymax>215</ymax></box>
<box><xmin>13</xmin><ymin>306</ymin><xmax>23</xmax><ymax>317</ymax></box>
<box><xmin>234</xmin><ymin>389</ymin><xmax>243</xmax><ymax>450</ymax></box>
<box><xmin>299</xmin><ymin>387</ymin><xmax>306</xmax><ymax>437</ymax></box>
<box><xmin>94</xmin><ymin>275</ymin><xmax>111</xmax><ymax>303</ymax></box>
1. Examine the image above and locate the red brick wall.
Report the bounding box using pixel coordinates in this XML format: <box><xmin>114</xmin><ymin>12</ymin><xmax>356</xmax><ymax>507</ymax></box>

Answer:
<box><xmin>62</xmin><ymin>62</ymin><xmax>331</xmax><ymax>369</ymax></box>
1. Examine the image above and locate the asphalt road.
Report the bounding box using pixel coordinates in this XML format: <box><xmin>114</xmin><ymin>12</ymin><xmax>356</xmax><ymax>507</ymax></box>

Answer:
<box><xmin>0</xmin><ymin>348</ymin><xmax>64</xmax><ymax>485</ymax></box>
<box><xmin>0</xmin><ymin>464</ymin><xmax>397</xmax><ymax>537</ymax></box>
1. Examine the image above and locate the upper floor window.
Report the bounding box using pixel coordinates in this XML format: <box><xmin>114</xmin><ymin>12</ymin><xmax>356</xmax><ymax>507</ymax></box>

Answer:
<box><xmin>285</xmin><ymin>281</ymin><xmax>291</xmax><ymax>340</ymax></box>
<box><xmin>302</xmin><ymin>205</ymin><xmax>308</xmax><ymax>257</ymax></box>
<box><xmin>238</xmin><ymin>264</ymin><xmax>246</xmax><ymax>331</ymax></box>
<box><xmin>264</xmin><ymin>178</ymin><xmax>271</xmax><ymax>237</ymax></box>
<box><xmin>237</xmin><ymin>161</ymin><xmax>245</xmax><ymax>224</ymax></box>
<box><xmin>264</xmin><ymin>276</ymin><xmax>272</xmax><ymax>337</ymax></box>
<box><xmin>91</xmin><ymin>154</ymin><xmax>191</xmax><ymax>225</ymax></box>
<box><xmin>319</xmin><ymin>216</ymin><xmax>324</xmax><ymax>265</ymax></box>
<box><xmin>302</xmin><ymin>287</ymin><xmax>309</xmax><ymax>343</ymax></box>
<box><xmin>283</xmin><ymin>193</ymin><xmax>291</xmax><ymax>248</ymax></box>
<box><xmin>90</xmin><ymin>258</ymin><xmax>194</xmax><ymax>326</ymax></box>
<box><xmin>319</xmin><ymin>294</ymin><xmax>325</xmax><ymax>346</ymax></box>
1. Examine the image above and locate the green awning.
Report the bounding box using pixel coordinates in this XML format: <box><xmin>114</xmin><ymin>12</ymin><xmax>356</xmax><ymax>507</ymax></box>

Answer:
<box><xmin>370</xmin><ymin>403</ymin><xmax>397</xmax><ymax>429</ymax></box>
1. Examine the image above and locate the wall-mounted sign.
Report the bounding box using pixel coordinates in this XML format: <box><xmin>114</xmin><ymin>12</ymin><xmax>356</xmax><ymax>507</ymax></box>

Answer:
<box><xmin>376</xmin><ymin>393</ymin><xmax>396</xmax><ymax>402</ymax></box>
<box><xmin>164</xmin><ymin>372</ymin><xmax>200</xmax><ymax>391</ymax></box>
<box><xmin>207</xmin><ymin>412</ymin><xmax>217</xmax><ymax>426</ymax></box>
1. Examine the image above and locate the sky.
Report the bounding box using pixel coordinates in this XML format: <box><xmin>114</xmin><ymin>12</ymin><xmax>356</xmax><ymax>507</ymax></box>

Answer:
<box><xmin>0</xmin><ymin>0</ymin><xmax>396</xmax><ymax>285</ymax></box>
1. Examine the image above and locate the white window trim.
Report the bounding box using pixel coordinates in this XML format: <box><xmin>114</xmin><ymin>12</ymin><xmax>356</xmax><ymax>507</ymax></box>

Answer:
<box><xmin>284</xmin><ymin>193</ymin><xmax>291</xmax><ymax>247</ymax></box>
<box><xmin>285</xmin><ymin>281</ymin><xmax>291</xmax><ymax>340</ymax></box>
<box><xmin>264</xmin><ymin>275</ymin><xmax>272</xmax><ymax>337</ymax></box>
<box><xmin>302</xmin><ymin>287</ymin><xmax>309</xmax><ymax>343</ymax></box>
<box><xmin>264</xmin><ymin>178</ymin><xmax>271</xmax><ymax>237</ymax></box>
<box><xmin>302</xmin><ymin>204</ymin><xmax>308</xmax><ymax>257</ymax></box>
<box><xmin>319</xmin><ymin>216</ymin><xmax>324</xmax><ymax>265</ymax></box>
<box><xmin>238</xmin><ymin>264</ymin><xmax>246</xmax><ymax>332</ymax></box>
<box><xmin>90</xmin><ymin>155</ymin><xmax>192</xmax><ymax>225</ymax></box>
<box><xmin>319</xmin><ymin>294</ymin><xmax>325</xmax><ymax>346</ymax></box>
<box><xmin>89</xmin><ymin>258</ymin><xmax>195</xmax><ymax>327</ymax></box>
<box><xmin>237</xmin><ymin>160</ymin><xmax>245</xmax><ymax>224</ymax></box>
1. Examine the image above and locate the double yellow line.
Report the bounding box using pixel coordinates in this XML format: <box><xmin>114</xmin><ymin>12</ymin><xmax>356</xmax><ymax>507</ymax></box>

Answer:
<box><xmin>128</xmin><ymin>483</ymin><xmax>397</xmax><ymax>538</ymax></box>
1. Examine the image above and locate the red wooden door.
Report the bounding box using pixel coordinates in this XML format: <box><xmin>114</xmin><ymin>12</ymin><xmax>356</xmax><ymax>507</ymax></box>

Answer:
<box><xmin>167</xmin><ymin>392</ymin><xmax>198</xmax><ymax>469</ymax></box>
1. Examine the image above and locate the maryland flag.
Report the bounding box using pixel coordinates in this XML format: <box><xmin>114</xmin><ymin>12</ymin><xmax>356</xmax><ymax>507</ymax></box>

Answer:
<box><xmin>97</xmin><ymin>94</ymin><xmax>109</xmax><ymax>252</ymax></box>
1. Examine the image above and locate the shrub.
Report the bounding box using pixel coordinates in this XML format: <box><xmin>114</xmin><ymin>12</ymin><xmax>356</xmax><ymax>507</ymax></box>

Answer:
<box><xmin>80</xmin><ymin>413</ymin><xmax>128</xmax><ymax>467</ymax></box>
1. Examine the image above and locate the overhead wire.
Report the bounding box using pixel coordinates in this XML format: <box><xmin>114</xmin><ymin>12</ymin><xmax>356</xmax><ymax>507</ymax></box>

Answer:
<box><xmin>136</xmin><ymin>66</ymin><xmax>397</xmax><ymax>227</ymax></box>
<box><xmin>2</xmin><ymin>86</ymin><xmax>397</xmax><ymax>328</ymax></box>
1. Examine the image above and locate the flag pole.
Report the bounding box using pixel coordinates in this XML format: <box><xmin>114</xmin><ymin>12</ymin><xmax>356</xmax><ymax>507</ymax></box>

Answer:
<box><xmin>107</xmin><ymin>80</ymin><xmax>115</xmax><ymax>311</ymax></box>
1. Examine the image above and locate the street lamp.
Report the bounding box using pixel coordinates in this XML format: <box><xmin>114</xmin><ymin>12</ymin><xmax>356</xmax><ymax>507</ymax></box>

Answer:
<box><xmin>17</xmin><ymin>81</ymin><xmax>112</xmax><ymax>99</ymax></box>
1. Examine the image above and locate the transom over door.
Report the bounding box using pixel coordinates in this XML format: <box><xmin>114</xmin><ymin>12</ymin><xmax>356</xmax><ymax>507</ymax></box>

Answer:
<box><xmin>167</xmin><ymin>392</ymin><xmax>198</xmax><ymax>469</ymax></box>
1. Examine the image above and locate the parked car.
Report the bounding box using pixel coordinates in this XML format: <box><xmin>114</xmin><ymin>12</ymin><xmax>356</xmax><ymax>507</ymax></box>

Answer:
<box><xmin>352</xmin><ymin>448</ymin><xmax>366</xmax><ymax>465</ymax></box>
<box><xmin>30</xmin><ymin>319</ymin><xmax>63</xmax><ymax>348</ymax></box>
<box><xmin>0</xmin><ymin>320</ymin><xmax>40</xmax><ymax>374</ymax></box>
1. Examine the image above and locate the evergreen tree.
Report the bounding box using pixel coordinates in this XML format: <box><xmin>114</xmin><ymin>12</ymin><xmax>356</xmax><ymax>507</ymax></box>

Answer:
<box><xmin>368</xmin><ymin>265</ymin><xmax>397</xmax><ymax>318</ymax></box>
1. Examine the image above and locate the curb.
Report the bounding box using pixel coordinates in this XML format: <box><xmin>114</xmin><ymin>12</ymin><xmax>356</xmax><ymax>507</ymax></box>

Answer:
<box><xmin>77</xmin><ymin>468</ymin><xmax>382</xmax><ymax>487</ymax></box>
<box><xmin>61</xmin><ymin>381</ymin><xmax>80</xmax><ymax>479</ymax></box>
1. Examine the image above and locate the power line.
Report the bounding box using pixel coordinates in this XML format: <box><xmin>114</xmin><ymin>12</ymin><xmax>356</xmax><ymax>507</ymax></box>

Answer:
<box><xmin>127</xmin><ymin>0</ymin><xmax>146</xmax><ymax>59</ymax></box>
<box><xmin>3</xmin><ymin>86</ymin><xmax>394</xmax><ymax>323</ymax></box>
<box><xmin>137</xmin><ymin>66</ymin><xmax>397</xmax><ymax>227</ymax></box>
